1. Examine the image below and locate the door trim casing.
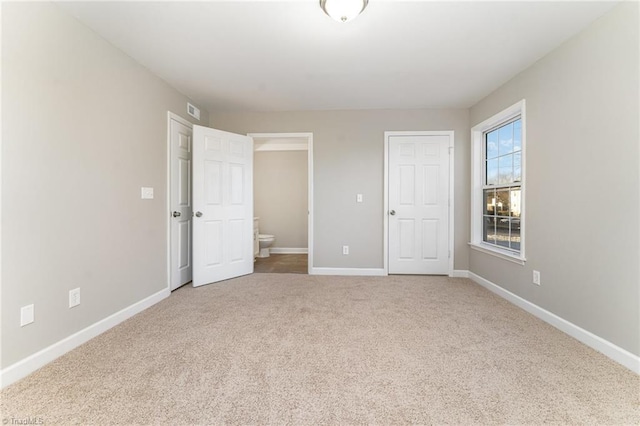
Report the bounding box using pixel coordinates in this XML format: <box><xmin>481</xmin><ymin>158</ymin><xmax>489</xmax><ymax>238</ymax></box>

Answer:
<box><xmin>248</xmin><ymin>132</ymin><xmax>314</xmax><ymax>274</ymax></box>
<box><xmin>166</xmin><ymin>111</ymin><xmax>194</xmax><ymax>291</ymax></box>
<box><xmin>383</xmin><ymin>131</ymin><xmax>455</xmax><ymax>276</ymax></box>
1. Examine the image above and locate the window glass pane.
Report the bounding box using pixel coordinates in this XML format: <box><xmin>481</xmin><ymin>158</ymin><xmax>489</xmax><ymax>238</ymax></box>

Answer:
<box><xmin>486</xmin><ymin>158</ymin><xmax>498</xmax><ymax>185</ymax></box>
<box><xmin>486</xmin><ymin>130</ymin><xmax>499</xmax><ymax>159</ymax></box>
<box><xmin>499</xmin><ymin>154</ymin><xmax>513</xmax><ymax>184</ymax></box>
<box><xmin>510</xmin><ymin>188</ymin><xmax>521</xmax><ymax>218</ymax></box>
<box><xmin>484</xmin><ymin>189</ymin><xmax>496</xmax><ymax>215</ymax></box>
<box><xmin>498</xmin><ymin>122</ymin><xmax>513</xmax><ymax>156</ymax></box>
<box><xmin>483</xmin><ymin>216</ymin><xmax>496</xmax><ymax>244</ymax></box>
<box><xmin>496</xmin><ymin>217</ymin><xmax>510</xmax><ymax>248</ymax></box>
<box><xmin>495</xmin><ymin>189</ymin><xmax>510</xmax><ymax>216</ymax></box>
<box><xmin>477</xmin><ymin>108</ymin><xmax>524</xmax><ymax>255</ymax></box>
<box><xmin>513</xmin><ymin>119</ymin><xmax>522</xmax><ymax>152</ymax></box>
<box><xmin>510</xmin><ymin>219</ymin><xmax>521</xmax><ymax>251</ymax></box>
<box><xmin>514</xmin><ymin>152</ymin><xmax>521</xmax><ymax>182</ymax></box>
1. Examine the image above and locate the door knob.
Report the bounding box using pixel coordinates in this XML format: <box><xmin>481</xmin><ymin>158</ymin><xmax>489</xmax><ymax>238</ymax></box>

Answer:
<box><xmin>390</xmin><ymin>210</ymin><xmax>396</xmax><ymax>216</ymax></box>
<box><xmin>195</xmin><ymin>211</ymin><xmax>203</xmax><ymax>217</ymax></box>
<box><xmin>172</xmin><ymin>211</ymin><xmax>181</xmax><ymax>218</ymax></box>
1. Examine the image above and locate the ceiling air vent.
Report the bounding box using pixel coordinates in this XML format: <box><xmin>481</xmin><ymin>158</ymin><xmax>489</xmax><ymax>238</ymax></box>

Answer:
<box><xmin>187</xmin><ymin>102</ymin><xmax>200</xmax><ymax>121</ymax></box>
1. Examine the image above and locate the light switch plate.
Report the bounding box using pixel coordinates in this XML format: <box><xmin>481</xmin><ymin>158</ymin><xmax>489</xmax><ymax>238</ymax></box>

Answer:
<box><xmin>21</xmin><ymin>304</ymin><xmax>34</xmax><ymax>327</ymax></box>
<box><xmin>533</xmin><ymin>270</ymin><xmax>541</xmax><ymax>286</ymax></box>
<box><xmin>69</xmin><ymin>288</ymin><xmax>81</xmax><ymax>308</ymax></box>
<box><xmin>141</xmin><ymin>187</ymin><xmax>154</xmax><ymax>199</ymax></box>
<box><xmin>356</xmin><ymin>194</ymin><xmax>363</xmax><ymax>203</ymax></box>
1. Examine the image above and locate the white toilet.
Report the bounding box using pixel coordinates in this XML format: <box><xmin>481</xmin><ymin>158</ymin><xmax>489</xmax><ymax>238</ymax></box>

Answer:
<box><xmin>258</xmin><ymin>234</ymin><xmax>275</xmax><ymax>258</ymax></box>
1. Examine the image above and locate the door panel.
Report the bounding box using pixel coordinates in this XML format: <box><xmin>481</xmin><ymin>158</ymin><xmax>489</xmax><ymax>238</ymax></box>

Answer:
<box><xmin>423</xmin><ymin>165</ymin><xmax>439</xmax><ymax>205</ymax></box>
<box><xmin>193</xmin><ymin>125</ymin><xmax>253</xmax><ymax>286</ymax></box>
<box><xmin>170</xmin><ymin>118</ymin><xmax>193</xmax><ymax>290</ymax></box>
<box><xmin>399</xmin><ymin>165</ymin><xmax>415</xmax><ymax>205</ymax></box>
<box><xmin>389</xmin><ymin>134</ymin><xmax>450</xmax><ymax>275</ymax></box>
<box><xmin>422</xmin><ymin>219</ymin><xmax>438</xmax><ymax>259</ymax></box>
<box><xmin>398</xmin><ymin>219</ymin><xmax>415</xmax><ymax>259</ymax></box>
<box><xmin>229</xmin><ymin>219</ymin><xmax>244</xmax><ymax>261</ymax></box>
<box><xmin>205</xmin><ymin>161</ymin><xmax>222</xmax><ymax>204</ymax></box>
<box><xmin>178</xmin><ymin>221</ymin><xmax>191</xmax><ymax>268</ymax></box>
<box><xmin>178</xmin><ymin>158</ymin><xmax>190</xmax><ymax>206</ymax></box>
<box><xmin>230</xmin><ymin>164</ymin><xmax>244</xmax><ymax>204</ymax></box>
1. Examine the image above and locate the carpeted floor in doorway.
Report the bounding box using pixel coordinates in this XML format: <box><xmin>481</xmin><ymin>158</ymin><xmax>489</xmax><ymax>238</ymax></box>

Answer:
<box><xmin>1</xmin><ymin>274</ymin><xmax>638</xmax><ymax>424</ymax></box>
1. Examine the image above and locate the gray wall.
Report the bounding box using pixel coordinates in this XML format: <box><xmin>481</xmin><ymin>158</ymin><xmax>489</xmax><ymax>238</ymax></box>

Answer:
<box><xmin>254</xmin><ymin>151</ymin><xmax>308</xmax><ymax>249</ymax></box>
<box><xmin>1</xmin><ymin>3</ymin><xmax>207</xmax><ymax>367</ymax></box>
<box><xmin>469</xmin><ymin>2</ymin><xmax>639</xmax><ymax>356</ymax></box>
<box><xmin>211</xmin><ymin>109</ymin><xmax>470</xmax><ymax>270</ymax></box>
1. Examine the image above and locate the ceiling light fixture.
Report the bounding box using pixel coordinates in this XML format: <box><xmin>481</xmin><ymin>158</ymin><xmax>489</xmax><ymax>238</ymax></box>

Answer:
<box><xmin>320</xmin><ymin>0</ymin><xmax>368</xmax><ymax>23</ymax></box>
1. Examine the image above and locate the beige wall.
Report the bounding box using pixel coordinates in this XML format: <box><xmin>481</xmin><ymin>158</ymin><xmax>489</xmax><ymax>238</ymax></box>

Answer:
<box><xmin>469</xmin><ymin>3</ymin><xmax>639</xmax><ymax>355</ymax></box>
<box><xmin>211</xmin><ymin>109</ymin><xmax>470</xmax><ymax>270</ymax></box>
<box><xmin>254</xmin><ymin>151</ymin><xmax>308</xmax><ymax>249</ymax></box>
<box><xmin>1</xmin><ymin>3</ymin><xmax>208</xmax><ymax>367</ymax></box>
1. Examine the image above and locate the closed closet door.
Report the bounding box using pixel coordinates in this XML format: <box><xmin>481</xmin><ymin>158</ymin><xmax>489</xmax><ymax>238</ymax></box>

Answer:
<box><xmin>388</xmin><ymin>133</ymin><xmax>450</xmax><ymax>275</ymax></box>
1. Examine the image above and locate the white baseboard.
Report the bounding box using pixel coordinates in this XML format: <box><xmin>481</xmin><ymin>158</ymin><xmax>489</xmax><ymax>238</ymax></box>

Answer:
<box><xmin>0</xmin><ymin>287</ymin><xmax>170</xmax><ymax>389</ymax></box>
<box><xmin>451</xmin><ymin>270</ymin><xmax>469</xmax><ymax>278</ymax></box>
<box><xmin>269</xmin><ymin>248</ymin><xmax>308</xmax><ymax>254</ymax></box>
<box><xmin>310</xmin><ymin>267</ymin><xmax>386</xmax><ymax>276</ymax></box>
<box><xmin>467</xmin><ymin>271</ymin><xmax>640</xmax><ymax>374</ymax></box>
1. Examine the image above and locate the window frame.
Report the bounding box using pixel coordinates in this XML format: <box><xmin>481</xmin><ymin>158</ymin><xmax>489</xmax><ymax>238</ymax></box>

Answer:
<box><xmin>470</xmin><ymin>100</ymin><xmax>526</xmax><ymax>265</ymax></box>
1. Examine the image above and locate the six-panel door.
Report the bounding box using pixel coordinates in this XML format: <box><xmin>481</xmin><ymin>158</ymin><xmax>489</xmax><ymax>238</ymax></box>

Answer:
<box><xmin>192</xmin><ymin>125</ymin><xmax>253</xmax><ymax>287</ymax></box>
<box><xmin>170</xmin><ymin>118</ymin><xmax>193</xmax><ymax>290</ymax></box>
<box><xmin>388</xmin><ymin>134</ymin><xmax>450</xmax><ymax>275</ymax></box>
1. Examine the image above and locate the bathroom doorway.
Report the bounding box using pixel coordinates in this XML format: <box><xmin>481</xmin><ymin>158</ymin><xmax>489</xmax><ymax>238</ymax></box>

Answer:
<box><xmin>249</xmin><ymin>133</ymin><xmax>313</xmax><ymax>274</ymax></box>
<box><xmin>254</xmin><ymin>254</ymin><xmax>308</xmax><ymax>274</ymax></box>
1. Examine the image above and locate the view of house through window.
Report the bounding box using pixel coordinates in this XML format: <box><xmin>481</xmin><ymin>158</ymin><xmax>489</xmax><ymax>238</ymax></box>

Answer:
<box><xmin>482</xmin><ymin>118</ymin><xmax>522</xmax><ymax>252</ymax></box>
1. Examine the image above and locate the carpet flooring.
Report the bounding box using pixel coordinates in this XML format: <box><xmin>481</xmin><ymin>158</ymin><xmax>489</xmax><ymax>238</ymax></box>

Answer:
<box><xmin>1</xmin><ymin>274</ymin><xmax>638</xmax><ymax>424</ymax></box>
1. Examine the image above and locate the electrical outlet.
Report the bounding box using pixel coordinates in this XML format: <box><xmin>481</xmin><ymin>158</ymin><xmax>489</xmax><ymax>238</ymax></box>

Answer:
<box><xmin>533</xmin><ymin>270</ymin><xmax>541</xmax><ymax>286</ymax></box>
<box><xmin>342</xmin><ymin>245</ymin><xmax>349</xmax><ymax>255</ymax></box>
<box><xmin>141</xmin><ymin>187</ymin><xmax>154</xmax><ymax>199</ymax></box>
<box><xmin>21</xmin><ymin>304</ymin><xmax>34</xmax><ymax>327</ymax></box>
<box><xmin>69</xmin><ymin>288</ymin><xmax>81</xmax><ymax>308</ymax></box>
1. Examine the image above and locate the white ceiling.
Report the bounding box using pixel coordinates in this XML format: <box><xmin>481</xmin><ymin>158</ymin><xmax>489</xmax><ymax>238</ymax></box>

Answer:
<box><xmin>58</xmin><ymin>1</ymin><xmax>618</xmax><ymax>112</ymax></box>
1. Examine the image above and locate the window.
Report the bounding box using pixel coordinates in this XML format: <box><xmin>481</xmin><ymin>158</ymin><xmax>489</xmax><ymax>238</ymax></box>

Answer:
<box><xmin>483</xmin><ymin>118</ymin><xmax>522</xmax><ymax>251</ymax></box>
<box><xmin>470</xmin><ymin>100</ymin><xmax>526</xmax><ymax>264</ymax></box>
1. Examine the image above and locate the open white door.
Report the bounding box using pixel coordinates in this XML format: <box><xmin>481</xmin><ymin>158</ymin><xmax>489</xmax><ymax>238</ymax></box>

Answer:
<box><xmin>169</xmin><ymin>116</ymin><xmax>193</xmax><ymax>290</ymax></box>
<box><xmin>192</xmin><ymin>125</ymin><xmax>253</xmax><ymax>287</ymax></box>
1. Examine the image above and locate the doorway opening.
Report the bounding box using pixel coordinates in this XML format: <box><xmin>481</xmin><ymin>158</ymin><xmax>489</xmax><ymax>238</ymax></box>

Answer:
<box><xmin>167</xmin><ymin>120</ymin><xmax>314</xmax><ymax>289</ymax></box>
<box><xmin>249</xmin><ymin>133</ymin><xmax>314</xmax><ymax>275</ymax></box>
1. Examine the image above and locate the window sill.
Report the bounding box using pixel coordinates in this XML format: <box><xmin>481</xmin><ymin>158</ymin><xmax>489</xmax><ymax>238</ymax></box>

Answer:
<box><xmin>468</xmin><ymin>242</ymin><xmax>526</xmax><ymax>265</ymax></box>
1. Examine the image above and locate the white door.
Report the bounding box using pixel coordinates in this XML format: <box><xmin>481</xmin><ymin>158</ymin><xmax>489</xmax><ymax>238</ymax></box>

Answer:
<box><xmin>192</xmin><ymin>125</ymin><xmax>254</xmax><ymax>287</ymax></box>
<box><xmin>169</xmin><ymin>117</ymin><xmax>193</xmax><ymax>290</ymax></box>
<box><xmin>388</xmin><ymin>133</ymin><xmax>451</xmax><ymax>275</ymax></box>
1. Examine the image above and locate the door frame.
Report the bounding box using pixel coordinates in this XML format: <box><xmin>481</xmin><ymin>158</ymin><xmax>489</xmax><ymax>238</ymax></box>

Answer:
<box><xmin>383</xmin><ymin>130</ymin><xmax>455</xmax><ymax>276</ymax></box>
<box><xmin>247</xmin><ymin>132</ymin><xmax>314</xmax><ymax>274</ymax></box>
<box><xmin>166</xmin><ymin>111</ymin><xmax>194</xmax><ymax>291</ymax></box>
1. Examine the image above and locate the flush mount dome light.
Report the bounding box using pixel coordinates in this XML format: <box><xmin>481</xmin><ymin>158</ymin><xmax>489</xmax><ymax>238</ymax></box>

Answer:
<box><xmin>320</xmin><ymin>0</ymin><xmax>369</xmax><ymax>23</ymax></box>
